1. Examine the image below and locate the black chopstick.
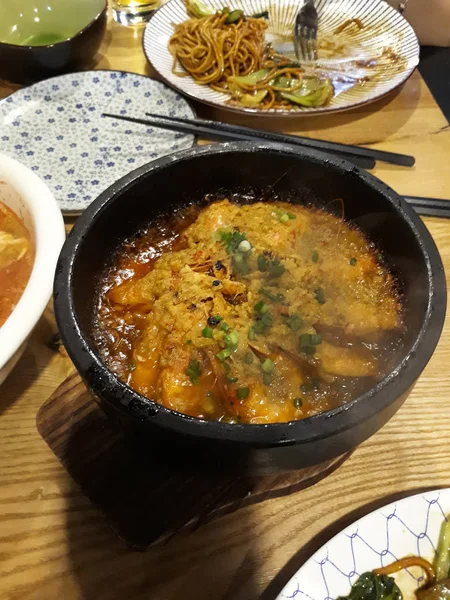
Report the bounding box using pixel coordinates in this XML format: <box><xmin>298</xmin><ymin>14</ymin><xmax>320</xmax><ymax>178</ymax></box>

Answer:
<box><xmin>404</xmin><ymin>196</ymin><xmax>450</xmax><ymax>219</ymax></box>
<box><xmin>142</xmin><ymin>112</ymin><xmax>415</xmax><ymax>168</ymax></box>
<box><xmin>102</xmin><ymin>112</ymin><xmax>375</xmax><ymax>170</ymax></box>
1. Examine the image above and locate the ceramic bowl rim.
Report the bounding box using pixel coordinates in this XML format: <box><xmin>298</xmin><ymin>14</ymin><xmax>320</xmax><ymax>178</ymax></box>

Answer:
<box><xmin>54</xmin><ymin>141</ymin><xmax>447</xmax><ymax>447</ymax></box>
<box><xmin>0</xmin><ymin>0</ymin><xmax>107</xmax><ymax>50</ymax></box>
<box><xmin>0</xmin><ymin>154</ymin><xmax>65</xmax><ymax>374</ymax></box>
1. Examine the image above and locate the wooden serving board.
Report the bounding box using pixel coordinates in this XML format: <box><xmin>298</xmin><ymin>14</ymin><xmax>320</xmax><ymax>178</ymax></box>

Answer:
<box><xmin>36</xmin><ymin>372</ymin><xmax>351</xmax><ymax>549</ymax></box>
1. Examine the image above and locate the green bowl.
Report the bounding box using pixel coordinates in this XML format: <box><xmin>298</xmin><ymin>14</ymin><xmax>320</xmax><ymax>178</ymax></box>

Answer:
<box><xmin>0</xmin><ymin>0</ymin><xmax>107</xmax><ymax>84</ymax></box>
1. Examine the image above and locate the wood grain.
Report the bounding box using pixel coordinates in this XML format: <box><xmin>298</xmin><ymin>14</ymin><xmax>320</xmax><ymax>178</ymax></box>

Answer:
<box><xmin>35</xmin><ymin>373</ymin><xmax>350</xmax><ymax>549</ymax></box>
<box><xmin>0</xmin><ymin>9</ymin><xmax>449</xmax><ymax>600</ymax></box>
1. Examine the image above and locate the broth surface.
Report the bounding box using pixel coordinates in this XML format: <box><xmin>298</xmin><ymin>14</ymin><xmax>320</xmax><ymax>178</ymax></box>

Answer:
<box><xmin>0</xmin><ymin>202</ymin><xmax>34</xmax><ymax>327</ymax></box>
<box><xmin>94</xmin><ymin>199</ymin><xmax>404</xmax><ymax>424</ymax></box>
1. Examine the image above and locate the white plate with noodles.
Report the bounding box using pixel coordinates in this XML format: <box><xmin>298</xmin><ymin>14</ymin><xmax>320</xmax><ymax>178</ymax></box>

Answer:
<box><xmin>143</xmin><ymin>0</ymin><xmax>419</xmax><ymax>115</ymax></box>
<box><xmin>277</xmin><ymin>488</ymin><xmax>450</xmax><ymax>600</ymax></box>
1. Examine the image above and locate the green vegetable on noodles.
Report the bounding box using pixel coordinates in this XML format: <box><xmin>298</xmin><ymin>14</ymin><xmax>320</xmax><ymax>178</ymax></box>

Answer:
<box><xmin>228</xmin><ymin>69</ymin><xmax>270</xmax><ymax>86</ymax></box>
<box><xmin>435</xmin><ymin>516</ymin><xmax>450</xmax><ymax>580</ymax></box>
<box><xmin>221</xmin><ymin>321</ymin><xmax>231</xmax><ymax>332</ymax></box>
<box><xmin>240</xmin><ymin>90</ymin><xmax>268</xmax><ymax>106</ymax></box>
<box><xmin>202</xmin><ymin>326</ymin><xmax>213</xmax><ymax>338</ymax></box>
<box><xmin>186</xmin><ymin>0</ymin><xmax>212</xmax><ymax>18</ymax></box>
<box><xmin>312</xmin><ymin>250</ymin><xmax>319</xmax><ymax>263</ymax></box>
<box><xmin>225</xmin><ymin>9</ymin><xmax>244</xmax><ymax>23</ymax></box>
<box><xmin>350</xmin><ymin>257</ymin><xmax>357</xmax><ymax>266</ymax></box>
<box><xmin>251</xmin><ymin>10</ymin><xmax>269</xmax><ymax>18</ymax></box>
<box><xmin>281</xmin><ymin>78</ymin><xmax>333</xmax><ymax>108</ymax></box>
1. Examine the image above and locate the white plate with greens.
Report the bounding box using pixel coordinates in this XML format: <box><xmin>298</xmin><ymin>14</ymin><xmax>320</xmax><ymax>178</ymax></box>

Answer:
<box><xmin>277</xmin><ymin>489</ymin><xmax>450</xmax><ymax>600</ymax></box>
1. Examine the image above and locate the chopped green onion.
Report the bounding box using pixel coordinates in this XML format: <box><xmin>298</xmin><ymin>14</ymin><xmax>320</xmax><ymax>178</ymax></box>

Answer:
<box><xmin>186</xmin><ymin>339</ymin><xmax>192</xmax><ymax>345</ymax></box>
<box><xmin>349</xmin><ymin>257</ymin><xmax>357</xmax><ymax>266</ymax></box>
<box><xmin>254</xmin><ymin>300</ymin><xmax>268</xmax><ymax>314</ymax></box>
<box><xmin>216</xmin><ymin>348</ymin><xmax>232</xmax><ymax>362</ymax></box>
<box><xmin>268</xmin><ymin>260</ymin><xmax>285</xmax><ymax>278</ymax></box>
<box><xmin>261</xmin><ymin>358</ymin><xmax>275</xmax><ymax>373</ymax></box>
<box><xmin>287</xmin><ymin>212</ymin><xmax>296</xmax><ymax>220</ymax></box>
<box><xmin>312</xmin><ymin>251</ymin><xmax>319</xmax><ymax>263</ymax></box>
<box><xmin>293</xmin><ymin>397</ymin><xmax>303</xmax><ymax>408</ymax></box>
<box><xmin>238</xmin><ymin>240</ymin><xmax>251</xmax><ymax>253</ymax></box>
<box><xmin>310</xmin><ymin>333</ymin><xmax>322</xmax><ymax>345</ymax></box>
<box><xmin>225</xmin><ymin>373</ymin><xmax>239</xmax><ymax>383</ymax></box>
<box><xmin>221</xmin><ymin>321</ymin><xmax>231</xmax><ymax>332</ymax></box>
<box><xmin>279</xmin><ymin>213</ymin><xmax>289</xmax><ymax>223</ymax></box>
<box><xmin>261</xmin><ymin>312</ymin><xmax>273</xmax><ymax>327</ymax></box>
<box><xmin>207</xmin><ymin>315</ymin><xmax>223</xmax><ymax>326</ymax></box>
<box><xmin>237</xmin><ymin>387</ymin><xmax>250</xmax><ymax>399</ymax></box>
<box><xmin>202</xmin><ymin>326</ymin><xmax>213</xmax><ymax>338</ymax></box>
<box><xmin>259</xmin><ymin>287</ymin><xmax>285</xmax><ymax>303</ymax></box>
<box><xmin>254</xmin><ymin>320</ymin><xmax>266</xmax><ymax>334</ymax></box>
<box><xmin>185</xmin><ymin>359</ymin><xmax>201</xmax><ymax>384</ymax></box>
<box><xmin>257</xmin><ymin>254</ymin><xmax>269</xmax><ymax>272</ymax></box>
<box><xmin>219</xmin><ymin>229</ymin><xmax>247</xmax><ymax>254</ymax></box>
<box><xmin>285</xmin><ymin>314</ymin><xmax>303</xmax><ymax>331</ymax></box>
<box><xmin>224</xmin><ymin>329</ymin><xmax>239</xmax><ymax>347</ymax></box>
<box><xmin>248</xmin><ymin>327</ymin><xmax>257</xmax><ymax>341</ymax></box>
<box><xmin>262</xmin><ymin>372</ymin><xmax>272</xmax><ymax>385</ymax></box>
<box><xmin>244</xmin><ymin>351</ymin><xmax>254</xmax><ymax>364</ymax></box>
<box><xmin>314</xmin><ymin>287</ymin><xmax>326</xmax><ymax>304</ymax></box>
<box><xmin>301</xmin><ymin>345</ymin><xmax>316</xmax><ymax>355</ymax></box>
<box><xmin>232</xmin><ymin>253</ymin><xmax>250</xmax><ymax>275</ymax></box>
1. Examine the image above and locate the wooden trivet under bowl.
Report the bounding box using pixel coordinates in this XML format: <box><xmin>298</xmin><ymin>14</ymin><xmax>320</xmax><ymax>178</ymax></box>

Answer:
<box><xmin>37</xmin><ymin>372</ymin><xmax>351</xmax><ymax>549</ymax></box>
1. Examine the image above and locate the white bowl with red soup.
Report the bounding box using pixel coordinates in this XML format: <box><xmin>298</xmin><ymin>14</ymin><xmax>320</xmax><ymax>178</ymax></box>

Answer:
<box><xmin>0</xmin><ymin>154</ymin><xmax>65</xmax><ymax>385</ymax></box>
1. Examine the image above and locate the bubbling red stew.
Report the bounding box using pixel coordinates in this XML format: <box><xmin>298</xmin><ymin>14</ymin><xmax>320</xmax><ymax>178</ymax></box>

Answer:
<box><xmin>93</xmin><ymin>199</ymin><xmax>405</xmax><ymax>424</ymax></box>
<box><xmin>0</xmin><ymin>202</ymin><xmax>34</xmax><ymax>327</ymax></box>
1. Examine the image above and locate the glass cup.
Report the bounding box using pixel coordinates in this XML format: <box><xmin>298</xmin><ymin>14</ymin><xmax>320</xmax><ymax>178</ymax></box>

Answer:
<box><xmin>111</xmin><ymin>0</ymin><xmax>160</xmax><ymax>25</ymax></box>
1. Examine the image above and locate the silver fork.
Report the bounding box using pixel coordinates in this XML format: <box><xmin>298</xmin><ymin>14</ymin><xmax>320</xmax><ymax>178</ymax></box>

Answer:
<box><xmin>294</xmin><ymin>0</ymin><xmax>318</xmax><ymax>62</ymax></box>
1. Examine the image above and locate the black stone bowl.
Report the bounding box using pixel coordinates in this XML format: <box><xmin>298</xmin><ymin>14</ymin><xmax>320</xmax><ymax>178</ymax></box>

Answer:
<box><xmin>54</xmin><ymin>142</ymin><xmax>447</xmax><ymax>476</ymax></box>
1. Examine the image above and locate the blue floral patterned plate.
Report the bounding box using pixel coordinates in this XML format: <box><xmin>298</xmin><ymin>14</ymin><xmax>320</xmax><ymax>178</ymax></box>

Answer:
<box><xmin>0</xmin><ymin>71</ymin><xmax>195</xmax><ymax>213</ymax></box>
<box><xmin>277</xmin><ymin>488</ymin><xmax>450</xmax><ymax>600</ymax></box>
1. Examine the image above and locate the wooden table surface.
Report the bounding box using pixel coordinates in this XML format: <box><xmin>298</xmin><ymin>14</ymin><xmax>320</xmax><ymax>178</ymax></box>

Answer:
<box><xmin>1</xmin><ymin>13</ymin><xmax>450</xmax><ymax>600</ymax></box>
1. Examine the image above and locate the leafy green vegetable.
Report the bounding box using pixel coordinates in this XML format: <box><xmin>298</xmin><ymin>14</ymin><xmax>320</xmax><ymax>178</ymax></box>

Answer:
<box><xmin>202</xmin><ymin>326</ymin><xmax>213</xmax><ymax>338</ymax></box>
<box><xmin>186</xmin><ymin>0</ymin><xmax>213</xmax><ymax>18</ymax></box>
<box><xmin>219</xmin><ymin>229</ymin><xmax>247</xmax><ymax>254</ymax></box>
<box><xmin>251</xmin><ymin>10</ymin><xmax>269</xmax><ymax>18</ymax></box>
<box><xmin>240</xmin><ymin>90</ymin><xmax>268</xmax><ymax>106</ymax></box>
<box><xmin>336</xmin><ymin>572</ymin><xmax>402</xmax><ymax>600</ymax></box>
<box><xmin>436</xmin><ymin>516</ymin><xmax>450</xmax><ymax>580</ymax></box>
<box><xmin>226</xmin><ymin>9</ymin><xmax>244</xmax><ymax>23</ymax></box>
<box><xmin>228</xmin><ymin>69</ymin><xmax>269</xmax><ymax>86</ymax></box>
